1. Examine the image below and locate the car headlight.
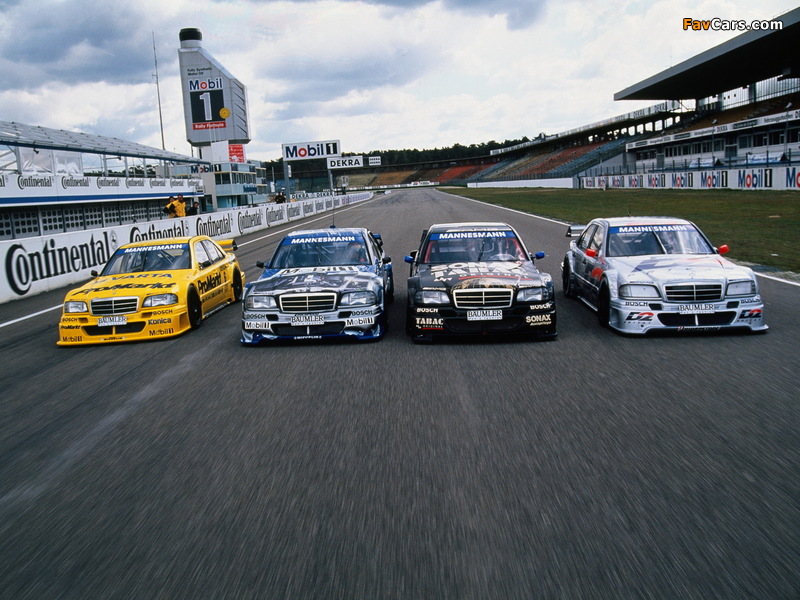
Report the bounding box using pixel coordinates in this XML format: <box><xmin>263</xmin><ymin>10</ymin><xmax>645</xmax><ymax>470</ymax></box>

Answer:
<box><xmin>619</xmin><ymin>284</ymin><xmax>660</xmax><ymax>299</ymax></box>
<box><xmin>340</xmin><ymin>291</ymin><xmax>376</xmax><ymax>306</ymax></box>
<box><xmin>143</xmin><ymin>293</ymin><xmax>178</xmax><ymax>308</ymax></box>
<box><xmin>415</xmin><ymin>290</ymin><xmax>450</xmax><ymax>305</ymax></box>
<box><xmin>727</xmin><ymin>280</ymin><xmax>756</xmax><ymax>296</ymax></box>
<box><xmin>246</xmin><ymin>294</ymin><xmax>277</xmax><ymax>309</ymax></box>
<box><xmin>64</xmin><ymin>300</ymin><xmax>88</xmax><ymax>313</ymax></box>
<box><xmin>517</xmin><ymin>287</ymin><xmax>544</xmax><ymax>302</ymax></box>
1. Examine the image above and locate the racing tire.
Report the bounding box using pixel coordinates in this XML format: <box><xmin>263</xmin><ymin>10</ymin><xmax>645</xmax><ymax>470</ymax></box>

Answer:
<box><xmin>562</xmin><ymin>263</ymin><xmax>577</xmax><ymax>298</ymax></box>
<box><xmin>188</xmin><ymin>288</ymin><xmax>203</xmax><ymax>329</ymax></box>
<box><xmin>597</xmin><ymin>283</ymin><xmax>611</xmax><ymax>328</ymax></box>
<box><xmin>232</xmin><ymin>270</ymin><xmax>243</xmax><ymax>302</ymax></box>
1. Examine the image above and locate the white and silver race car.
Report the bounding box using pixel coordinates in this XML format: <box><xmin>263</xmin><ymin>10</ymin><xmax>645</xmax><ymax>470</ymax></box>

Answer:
<box><xmin>562</xmin><ymin>217</ymin><xmax>768</xmax><ymax>335</ymax></box>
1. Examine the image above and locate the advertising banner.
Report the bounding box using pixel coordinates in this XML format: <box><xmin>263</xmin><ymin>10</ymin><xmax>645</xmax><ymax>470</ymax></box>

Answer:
<box><xmin>1</xmin><ymin>192</ymin><xmax>373</xmax><ymax>303</ymax></box>
<box><xmin>580</xmin><ymin>166</ymin><xmax>800</xmax><ymax>191</ymax></box>
<box><xmin>282</xmin><ymin>140</ymin><xmax>341</xmax><ymax>161</ymax></box>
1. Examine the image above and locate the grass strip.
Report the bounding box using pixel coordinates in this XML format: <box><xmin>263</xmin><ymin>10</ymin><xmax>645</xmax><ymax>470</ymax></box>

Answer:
<box><xmin>440</xmin><ymin>187</ymin><xmax>800</xmax><ymax>273</ymax></box>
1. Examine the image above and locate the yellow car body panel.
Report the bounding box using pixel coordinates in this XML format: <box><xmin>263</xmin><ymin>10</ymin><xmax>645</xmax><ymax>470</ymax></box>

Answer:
<box><xmin>57</xmin><ymin>236</ymin><xmax>244</xmax><ymax>346</ymax></box>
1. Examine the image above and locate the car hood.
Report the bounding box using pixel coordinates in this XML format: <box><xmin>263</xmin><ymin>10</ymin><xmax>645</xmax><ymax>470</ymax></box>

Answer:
<box><xmin>251</xmin><ymin>265</ymin><xmax>379</xmax><ymax>294</ymax></box>
<box><xmin>66</xmin><ymin>272</ymin><xmax>182</xmax><ymax>298</ymax></box>
<box><xmin>417</xmin><ymin>261</ymin><xmax>546</xmax><ymax>290</ymax></box>
<box><xmin>608</xmin><ymin>254</ymin><xmax>753</xmax><ymax>284</ymax></box>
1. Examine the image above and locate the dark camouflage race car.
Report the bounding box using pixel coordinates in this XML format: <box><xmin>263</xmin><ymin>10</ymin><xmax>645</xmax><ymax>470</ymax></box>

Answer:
<box><xmin>404</xmin><ymin>222</ymin><xmax>557</xmax><ymax>342</ymax></box>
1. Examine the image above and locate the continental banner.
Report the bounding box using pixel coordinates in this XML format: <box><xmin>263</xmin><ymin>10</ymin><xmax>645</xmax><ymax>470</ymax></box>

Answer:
<box><xmin>1</xmin><ymin>192</ymin><xmax>372</xmax><ymax>303</ymax></box>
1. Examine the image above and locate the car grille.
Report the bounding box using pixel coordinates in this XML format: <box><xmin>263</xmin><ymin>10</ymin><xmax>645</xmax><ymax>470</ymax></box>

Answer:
<box><xmin>657</xmin><ymin>312</ymin><xmax>736</xmax><ymax>327</ymax></box>
<box><xmin>85</xmin><ymin>323</ymin><xmax>147</xmax><ymax>335</ymax></box>
<box><xmin>272</xmin><ymin>323</ymin><xmax>344</xmax><ymax>336</ymax></box>
<box><xmin>664</xmin><ymin>283</ymin><xmax>723</xmax><ymax>303</ymax></box>
<box><xmin>453</xmin><ymin>288</ymin><xmax>513</xmax><ymax>309</ymax></box>
<box><xmin>446</xmin><ymin>317</ymin><xmax>524</xmax><ymax>333</ymax></box>
<box><xmin>279</xmin><ymin>292</ymin><xmax>337</xmax><ymax>313</ymax></box>
<box><xmin>91</xmin><ymin>297</ymin><xmax>139</xmax><ymax>315</ymax></box>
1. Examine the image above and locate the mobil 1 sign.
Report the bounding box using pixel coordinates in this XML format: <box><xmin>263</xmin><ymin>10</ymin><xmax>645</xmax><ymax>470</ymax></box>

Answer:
<box><xmin>327</xmin><ymin>156</ymin><xmax>363</xmax><ymax>169</ymax></box>
<box><xmin>282</xmin><ymin>140</ymin><xmax>340</xmax><ymax>161</ymax></box>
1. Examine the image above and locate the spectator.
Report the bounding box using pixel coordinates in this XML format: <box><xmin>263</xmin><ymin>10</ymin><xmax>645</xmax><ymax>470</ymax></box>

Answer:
<box><xmin>186</xmin><ymin>201</ymin><xmax>199</xmax><ymax>216</ymax></box>
<box><xmin>167</xmin><ymin>194</ymin><xmax>187</xmax><ymax>218</ymax></box>
<box><xmin>164</xmin><ymin>196</ymin><xmax>176</xmax><ymax>216</ymax></box>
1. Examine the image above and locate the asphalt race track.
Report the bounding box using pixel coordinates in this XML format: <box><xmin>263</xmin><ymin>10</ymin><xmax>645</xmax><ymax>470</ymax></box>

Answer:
<box><xmin>1</xmin><ymin>188</ymin><xmax>798</xmax><ymax>599</ymax></box>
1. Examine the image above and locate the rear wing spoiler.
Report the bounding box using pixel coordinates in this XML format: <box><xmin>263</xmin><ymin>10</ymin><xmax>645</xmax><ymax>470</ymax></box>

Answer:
<box><xmin>565</xmin><ymin>225</ymin><xmax>586</xmax><ymax>237</ymax></box>
<box><xmin>218</xmin><ymin>238</ymin><xmax>239</xmax><ymax>253</ymax></box>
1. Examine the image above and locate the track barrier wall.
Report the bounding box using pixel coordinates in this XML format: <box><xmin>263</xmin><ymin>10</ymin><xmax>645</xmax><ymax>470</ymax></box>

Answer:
<box><xmin>1</xmin><ymin>192</ymin><xmax>373</xmax><ymax>304</ymax></box>
<box><xmin>581</xmin><ymin>166</ymin><xmax>800</xmax><ymax>190</ymax></box>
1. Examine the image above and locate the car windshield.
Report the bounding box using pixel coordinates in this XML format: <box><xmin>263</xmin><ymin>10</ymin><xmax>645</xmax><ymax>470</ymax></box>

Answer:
<box><xmin>270</xmin><ymin>234</ymin><xmax>369</xmax><ymax>268</ymax></box>
<box><xmin>101</xmin><ymin>244</ymin><xmax>191</xmax><ymax>274</ymax></box>
<box><xmin>421</xmin><ymin>231</ymin><xmax>525</xmax><ymax>264</ymax></box>
<box><xmin>606</xmin><ymin>224</ymin><xmax>714</xmax><ymax>257</ymax></box>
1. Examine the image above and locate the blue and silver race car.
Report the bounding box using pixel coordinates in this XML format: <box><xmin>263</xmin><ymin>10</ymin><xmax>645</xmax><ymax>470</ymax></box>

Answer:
<box><xmin>241</xmin><ymin>227</ymin><xmax>393</xmax><ymax>344</ymax></box>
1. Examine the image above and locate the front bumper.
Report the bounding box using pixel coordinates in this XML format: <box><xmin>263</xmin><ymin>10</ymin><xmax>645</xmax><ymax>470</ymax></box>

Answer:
<box><xmin>57</xmin><ymin>307</ymin><xmax>191</xmax><ymax>345</ymax></box>
<box><xmin>241</xmin><ymin>306</ymin><xmax>385</xmax><ymax>344</ymax></box>
<box><xmin>609</xmin><ymin>297</ymin><xmax>768</xmax><ymax>335</ymax></box>
<box><xmin>406</xmin><ymin>301</ymin><xmax>557</xmax><ymax>340</ymax></box>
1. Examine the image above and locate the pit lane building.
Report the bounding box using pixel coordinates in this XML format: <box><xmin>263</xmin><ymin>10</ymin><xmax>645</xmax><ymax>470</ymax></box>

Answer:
<box><xmin>0</xmin><ymin>121</ymin><xmax>208</xmax><ymax>242</ymax></box>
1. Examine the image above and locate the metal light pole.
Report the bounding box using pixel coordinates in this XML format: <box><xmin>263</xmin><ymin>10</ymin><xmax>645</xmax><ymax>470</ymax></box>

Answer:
<box><xmin>152</xmin><ymin>32</ymin><xmax>166</xmax><ymax>150</ymax></box>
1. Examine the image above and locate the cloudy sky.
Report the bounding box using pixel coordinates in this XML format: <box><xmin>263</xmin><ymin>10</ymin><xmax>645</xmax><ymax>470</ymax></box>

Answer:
<box><xmin>0</xmin><ymin>0</ymin><xmax>796</xmax><ymax>161</ymax></box>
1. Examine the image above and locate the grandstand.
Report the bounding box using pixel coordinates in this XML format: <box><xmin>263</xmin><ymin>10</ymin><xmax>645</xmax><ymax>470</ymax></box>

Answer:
<box><xmin>335</xmin><ymin>6</ymin><xmax>800</xmax><ymax>192</ymax></box>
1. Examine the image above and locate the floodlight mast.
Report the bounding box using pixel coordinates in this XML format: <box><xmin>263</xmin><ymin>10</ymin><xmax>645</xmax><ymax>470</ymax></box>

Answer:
<box><xmin>152</xmin><ymin>32</ymin><xmax>165</xmax><ymax>150</ymax></box>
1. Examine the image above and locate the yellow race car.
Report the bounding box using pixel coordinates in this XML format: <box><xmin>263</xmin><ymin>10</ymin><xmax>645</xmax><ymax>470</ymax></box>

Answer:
<box><xmin>58</xmin><ymin>236</ymin><xmax>244</xmax><ymax>345</ymax></box>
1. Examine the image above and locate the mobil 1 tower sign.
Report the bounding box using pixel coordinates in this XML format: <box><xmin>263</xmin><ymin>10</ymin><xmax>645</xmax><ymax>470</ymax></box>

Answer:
<box><xmin>178</xmin><ymin>28</ymin><xmax>250</xmax><ymax>147</ymax></box>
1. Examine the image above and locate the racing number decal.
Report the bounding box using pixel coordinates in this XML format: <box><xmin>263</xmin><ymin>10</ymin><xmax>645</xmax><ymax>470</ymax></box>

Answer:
<box><xmin>190</xmin><ymin>89</ymin><xmax>225</xmax><ymax>129</ymax></box>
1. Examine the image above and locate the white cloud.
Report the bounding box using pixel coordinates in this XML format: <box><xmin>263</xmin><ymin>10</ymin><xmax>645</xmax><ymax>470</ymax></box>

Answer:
<box><xmin>0</xmin><ymin>0</ymin><xmax>796</xmax><ymax>161</ymax></box>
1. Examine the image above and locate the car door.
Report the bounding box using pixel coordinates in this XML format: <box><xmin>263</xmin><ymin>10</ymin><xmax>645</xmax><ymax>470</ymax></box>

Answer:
<box><xmin>572</xmin><ymin>223</ymin><xmax>597</xmax><ymax>296</ymax></box>
<box><xmin>582</xmin><ymin>224</ymin><xmax>606</xmax><ymax>305</ymax></box>
<box><xmin>193</xmin><ymin>239</ymin><xmax>227</xmax><ymax>312</ymax></box>
<box><xmin>367</xmin><ymin>232</ymin><xmax>390</xmax><ymax>299</ymax></box>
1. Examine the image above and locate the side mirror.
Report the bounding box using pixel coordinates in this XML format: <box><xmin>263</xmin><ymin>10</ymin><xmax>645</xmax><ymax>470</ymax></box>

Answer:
<box><xmin>90</xmin><ymin>270</ymin><xmax>99</xmax><ymax>277</ymax></box>
<box><xmin>717</xmin><ymin>244</ymin><xmax>729</xmax><ymax>255</ymax></box>
<box><xmin>382</xmin><ymin>256</ymin><xmax>392</xmax><ymax>264</ymax></box>
<box><xmin>256</xmin><ymin>261</ymin><xmax>265</xmax><ymax>269</ymax></box>
<box><xmin>404</xmin><ymin>250</ymin><xmax>417</xmax><ymax>264</ymax></box>
<box><xmin>532</xmin><ymin>251</ymin><xmax>545</xmax><ymax>260</ymax></box>
<box><xmin>566</xmin><ymin>225</ymin><xmax>586</xmax><ymax>237</ymax></box>
<box><xmin>586</xmin><ymin>248</ymin><xmax>597</xmax><ymax>258</ymax></box>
